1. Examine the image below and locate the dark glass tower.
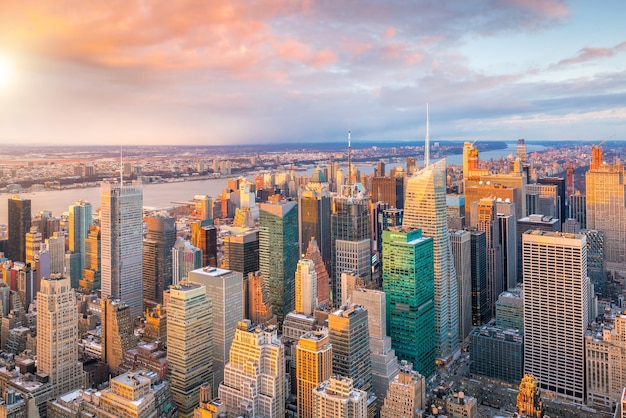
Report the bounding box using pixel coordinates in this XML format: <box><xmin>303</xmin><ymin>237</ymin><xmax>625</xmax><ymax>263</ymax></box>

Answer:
<box><xmin>470</xmin><ymin>230</ymin><xmax>490</xmax><ymax>325</ymax></box>
<box><xmin>143</xmin><ymin>213</ymin><xmax>176</xmax><ymax>308</ymax></box>
<box><xmin>8</xmin><ymin>195</ymin><xmax>31</xmax><ymax>263</ymax></box>
<box><xmin>259</xmin><ymin>200</ymin><xmax>299</xmax><ymax>327</ymax></box>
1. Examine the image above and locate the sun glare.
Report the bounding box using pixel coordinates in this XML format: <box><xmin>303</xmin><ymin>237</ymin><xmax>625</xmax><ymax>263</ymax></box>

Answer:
<box><xmin>0</xmin><ymin>54</ymin><xmax>15</xmax><ymax>91</ymax></box>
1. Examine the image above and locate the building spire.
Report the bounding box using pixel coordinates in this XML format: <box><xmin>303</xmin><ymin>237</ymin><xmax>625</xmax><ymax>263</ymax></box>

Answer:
<box><xmin>120</xmin><ymin>145</ymin><xmax>124</xmax><ymax>186</ymax></box>
<box><xmin>424</xmin><ymin>103</ymin><xmax>430</xmax><ymax>167</ymax></box>
<box><xmin>347</xmin><ymin>130</ymin><xmax>352</xmax><ymax>186</ymax></box>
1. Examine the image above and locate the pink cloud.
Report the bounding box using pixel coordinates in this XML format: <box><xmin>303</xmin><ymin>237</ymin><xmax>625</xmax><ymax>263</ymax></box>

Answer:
<box><xmin>502</xmin><ymin>0</ymin><xmax>569</xmax><ymax>18</ymax></box>
<box><xmin>556</xmin><ymin>40</ymin><xmax>626</xmax><ymax>66</ymax></box>
<box><xmin>383</xmin><ymin>27</ymin><xmax>396</xmax><ymax>39</ymax></box>
<box><xmin>273</xmin><ymin>39</ymin><xmax>337</xmax><ymax>68</ymax></box>
<box><xmin>0</xmin><ymin>0</ymin><xmax>310</xmax><ymax>76</ymax></box>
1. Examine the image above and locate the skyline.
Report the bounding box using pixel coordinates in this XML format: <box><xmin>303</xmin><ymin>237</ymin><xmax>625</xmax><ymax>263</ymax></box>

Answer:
<box><xmin>1</xmin><ymin>1</ymin><xmax>625</xmax><ymax>145</ymax></box>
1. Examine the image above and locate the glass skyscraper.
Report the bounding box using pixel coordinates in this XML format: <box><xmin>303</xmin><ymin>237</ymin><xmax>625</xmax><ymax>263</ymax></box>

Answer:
<box><xmin>383</xmin><ymin>228</ymin><xmax>435</xmax><ymax>377</ymax></box>
<box><xmin>101</xmin><ymin>181</ymin><xmax>144</xmax><ymax>319</ymax></box>
<box><xmin>402</xmin><ymin>159</ymin><xmax>459</xmax><ymax>361</ymax></box>
<box><xmin>259</xmin><ymin>200</ymin><xmax>299</xmax><ymax>326</ymax></box>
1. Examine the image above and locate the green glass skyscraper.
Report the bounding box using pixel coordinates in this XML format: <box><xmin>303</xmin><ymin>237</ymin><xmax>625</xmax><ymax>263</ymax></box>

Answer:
<box><xmin>259</xmin><ymin>200</ymin><xmax>299</xmax><ymax>327</ymax></box>
<box><xmin>383</xmin><ymin>227</ymin><xmax>435</xmax><ymax>377</ymax></box>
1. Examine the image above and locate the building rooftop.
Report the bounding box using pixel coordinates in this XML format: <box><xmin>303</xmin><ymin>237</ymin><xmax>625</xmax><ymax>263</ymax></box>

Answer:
<box><xmin>190</xmin><ymin>266</ymin><xmax>235</xmax><ymax>277</ymax></box>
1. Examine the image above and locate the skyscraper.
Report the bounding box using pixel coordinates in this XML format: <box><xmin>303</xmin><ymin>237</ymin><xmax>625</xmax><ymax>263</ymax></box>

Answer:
<box><xmin>192</xmin><ymin>223</ymin><xmax>218</xmax><ymax>268</ymax></box>
<box><xmin>245</xmin><ymin>271</ymin><xmax>276</xmax><ymax>326</ymax></box>
<box><xmin>582</xmin><ymin>229</ymin><xmax>606</xmax><ymax>298</ymax></box>
<box><xmin>470</xmin><ymin>230</ymin><xmax>489</xmax><ymax>325</ymax></box>
<box><xmin>305</xmin><ymin>238</ymin><xmax>331</xmax><ymax>307</ymax></box>
<box><xmin>331</xmin><ymin>183</ymin><xmax>371</xmax><ymax>306</ymax></box>
<box><xmin>296</xmin><ymin>330</ymin><xmax>333</xmax><ymax>418</ymax></box>
<box><xmin>328</xmin><ymin>304</ymin><xmax>372</xmax><ymax>394</ymax></box>
<box><xmin>188</xmin><ymin>267</ymin><xmax>243</xmax><ymax>397</ymax></box>
<box><xmin>219</xmin><ymin>320</ymin><xmax>286</xmax><ymax>418</ymax></box>
<box><xmin>537</xmin><ymin>177</ymin><xmax>567</xmax><ymax>227</ymax></box>
<box><xmin>570</xmin><ymin>191</ymin><xmax>586</xmax><ymax>229</ymax></box>
<box><xmin>101</xmin><ymin>297</ymin><xmax>137</xmax><ymax>375</ymax></box>
<box><xmin>496</xmin><ymin>200</ymin><xmax>517</xmax><ymax>292</ymax></box>
<box><xmin>68</xmin><ymin>200</ymin><xmax>92</xmax><ymax>275</ymax></box>
<box><xmin>351</xmin><ymin>288</ymin><xmax>400</xmax><ymax>405</ymax></box>
<box><xmin>295</xmin><ymin>258</ymin><xmax>317</xmax><ymax>315</ymax></box>
<box><xmin>167</xmin><ymin>281</ymin><xmax>213</xmax><ymax>417</ymax></box>
<box><xmin>171</xmin><ymin>237</ymin><xmax>202</xmax><ymax>285</ymax></box>
<box><xmin>259</xmin><ymin>200</ymin><xmax>299</xmax><ymax>326</ymax></box>
<box><xmin>449</xmin><ymin>229</ymin><xmax>473</xmax><ymax>340</ymax></box>
<box><xmin>299</xmin><ymin>167</ymin><xmax>331</xmax><ymax>269</ymax></box>
<box><xmin>523</xmin><ymin>230</ymin><xmax>588</xmax><ymax>402</ymax></box>
<box><xmin>24</xmin><ymin>226</ymin><xmax>41</xmax><ymax>268</ymax></box>
<box><xmin>37</xmin><ymin>274</ymin><xmax>83</xmax><ymax>397</ymax></box>
<box><xmin>462</xmin><ymin>141</ymin><xmax>482</xmax><ymax>180</ymax></box>
<box><xmin>46</xmin><ymin>231</ymin><xmax>65</xmax><ymax>276</ymax></box>
<box><xmin>143</xmin><ymin>213</ymin><xmax>176</xmax><ymax>308</ymax></box>
<box><xmin>370</xmin><ymin>176</ymin><xmax>403</xmax><ymax>210</ymax></box>
<box><xmin>525</xmin><ymin>183</ymin><xmax>559</xmax><ymax>220</ymax></box>
<box><xmin>383</xmin><ymin>228</ymin><xmax>435</xmax><ymax>377</ymax></box>
<box><xmin>403</xmin><ymin>159</ymin><xmax>459</xmax><ymax>361</ymax></box>
<box><xmin>80</xmin><ymin>225</ymin><xmax>101</xmax><ymax>291</ymax></box>
<box><xmin>516</xmin><ymin>214</ymin><xmax>560</xmax><ymax>281</ymax></box>
<box><xmin>222</xmin><ymin>228</ymin><xmax>259</xmax><ymax>277</ymax></box>
<box><xmin>101</xmin><ymin>181</ymin><xmax>144</xmax><ymax>319</ymax></box>
<box><xmin>474</xmin><ymin>198</ymin><xmax>503</xmax><ymax>317</ymax></box>
<box><xmin>8</xmin><ymin>195</ymin><xmax>31</xmax><ymax>263</ymax></box>
<box><xmin>586</xmin><ymin>149</ymin><xmax>626</xmax><ymax>273</ymax></box>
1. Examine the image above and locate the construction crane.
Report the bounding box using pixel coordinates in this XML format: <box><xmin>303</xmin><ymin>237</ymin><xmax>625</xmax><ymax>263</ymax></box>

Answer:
<box><xmin>591</xmin><ymin>134</ymin><xmax>615</xmax><ymax>169</ymax></box>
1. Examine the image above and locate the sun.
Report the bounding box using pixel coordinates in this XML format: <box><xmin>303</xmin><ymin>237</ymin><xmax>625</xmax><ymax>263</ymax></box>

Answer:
<box><xmin>0</xmin><ymin>54</ymin><xmax>15</xmax><ymax>91</ymax></box>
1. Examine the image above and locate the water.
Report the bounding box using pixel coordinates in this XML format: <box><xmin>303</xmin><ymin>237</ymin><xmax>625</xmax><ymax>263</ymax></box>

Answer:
<box><xmin>0</xmin><ymin>178</ymin><xmax>230</xmax><ymax>225</ymax></box>
<box><xmin>0</xmin><ymin>142</ymin><xmax>545</xmax><ymax>225</ymax></box>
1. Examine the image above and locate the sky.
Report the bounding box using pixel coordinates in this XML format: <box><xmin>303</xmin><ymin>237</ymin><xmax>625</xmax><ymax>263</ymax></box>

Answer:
<box><xmin>0</xmin><ymin>0</ymin><xmax>625</xmax><ymax>146</ymax></box>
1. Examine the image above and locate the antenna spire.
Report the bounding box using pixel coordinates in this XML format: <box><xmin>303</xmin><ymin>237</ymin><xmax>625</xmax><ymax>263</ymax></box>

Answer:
<box><xmin>120</xmin><ymin>145</ymin><xmax>123</xmax><ymax>186</ymax></box>
<box><xmin>424</xmin><ymin>103</ymin><xmax>430</xmax><ymax>167</ymax></box>
<box><xmin>347</xmin><ymin>130</ymin><xmax>352</xmax><ymax>186</ymax></box>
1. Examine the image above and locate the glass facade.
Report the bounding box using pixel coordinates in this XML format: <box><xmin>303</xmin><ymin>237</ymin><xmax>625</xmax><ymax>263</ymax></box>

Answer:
<box><xmin>383</xmin><ymin>228</ymin><xmax>435</xmax><ymax>377</ymax></box>
<box><xmin>259</xmin><ymin>201</ymin><xmax>299</xmax><ymax>326</ymax></box>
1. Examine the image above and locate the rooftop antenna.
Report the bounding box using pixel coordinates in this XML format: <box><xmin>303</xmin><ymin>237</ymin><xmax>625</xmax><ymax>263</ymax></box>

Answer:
<box><xmin>424</xmin><ymin>103</ymin><xmax>430</xmax><ymax>167</ymax></box>
<box><xmin>348</xmin><ymin>130</ymin><xmax>352</xmax><ymax>186</ymax></box>
<box><xmin>120</xmin><ymin>145</ymin><xmax>123</xmax><ymax>186</ymax></box>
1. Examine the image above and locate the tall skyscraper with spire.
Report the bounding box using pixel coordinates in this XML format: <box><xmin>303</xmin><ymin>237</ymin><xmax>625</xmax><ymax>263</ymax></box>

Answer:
<box><xmin>101</xmin><ymin>180</ymin><xmax>144</xmax><ymax>319</ymax></box>
<box><xmin>331</xmin><ymin>131</ymin><xmax>371</xmax><ymax>305</ymax></box>
<box><xmin>402</xmin><ymin>107</ymin><xmax>459</xmax><ymax>362</ymax></box>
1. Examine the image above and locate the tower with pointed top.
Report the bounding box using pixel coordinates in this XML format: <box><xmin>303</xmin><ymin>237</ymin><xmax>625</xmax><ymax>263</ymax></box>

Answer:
<box><xmin>330</xmin><ymin>132</ymin><xmax>371</xmax><ymax>305</ymax></box>
<box><xmin>402</xmin><ymin>108</ymin><xmax>459</xmax><ymax>362</ymax></box>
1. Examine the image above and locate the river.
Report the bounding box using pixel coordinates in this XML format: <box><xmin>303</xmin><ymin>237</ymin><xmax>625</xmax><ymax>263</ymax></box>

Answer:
<box><xmin>0</xmin><ymin>142</ymin><xmax>545</xmax><ymax>225</ymax></box>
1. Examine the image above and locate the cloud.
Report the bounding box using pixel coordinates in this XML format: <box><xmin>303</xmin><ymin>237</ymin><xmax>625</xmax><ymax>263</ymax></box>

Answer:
<box><xmin>556</xmin><ymin>41</ymin><xmax>626</xmax><ymax>66</ymax></box>
<box><xmin>3</xmin><ymin>0</ymin><xmax>625</xmax><ymax>146</ymax></box>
